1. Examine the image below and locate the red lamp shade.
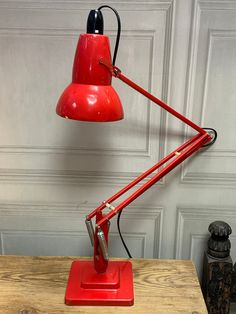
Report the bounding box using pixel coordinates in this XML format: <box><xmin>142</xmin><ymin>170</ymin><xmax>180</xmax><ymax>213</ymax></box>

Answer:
<box><xmin>56</xmin><ymin>33</ymin><xmax>124</xmax><ymax>122</ymax></box>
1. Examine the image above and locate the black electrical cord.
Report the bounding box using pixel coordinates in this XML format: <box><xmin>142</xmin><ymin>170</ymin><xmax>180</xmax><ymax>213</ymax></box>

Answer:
<box><xmin>98</xmin><ymin>5</ymin><xmax>121</xmax><ymax>65</ymax></box>
<box><xmin>203</xmin><ymin>128</ymin><xmax>217</xmax><ymax>147</ymax></box>
<box><xmin>117</xmin><ymin>210</ymin><xmax>132</xmax><ymax>258</ymax></box>
<box><xmin>98</xmin><ymin>5</ymin><xmax>131</xmax><ymax>258</ymax></box>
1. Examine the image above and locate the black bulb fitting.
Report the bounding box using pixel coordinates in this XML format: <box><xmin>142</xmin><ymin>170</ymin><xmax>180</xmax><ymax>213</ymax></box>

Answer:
<box><xmin>86</xmin><ymin>9</ymin><xmax>104</xmax><ymax>34</ymax></box>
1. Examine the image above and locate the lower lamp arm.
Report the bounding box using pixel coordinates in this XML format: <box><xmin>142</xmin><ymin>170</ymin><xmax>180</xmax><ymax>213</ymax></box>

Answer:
<box><xmin>96</xmin><ymin>132</ymin><xmax>209</xmax><ymax>228</ymax></box>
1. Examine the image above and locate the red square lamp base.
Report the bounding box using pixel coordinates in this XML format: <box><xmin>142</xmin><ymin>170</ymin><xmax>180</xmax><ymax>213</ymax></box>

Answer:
<box><xmin>65</xmin><ymin>260</ymin><xmax>134</xmax><ymax>306</ymax></box>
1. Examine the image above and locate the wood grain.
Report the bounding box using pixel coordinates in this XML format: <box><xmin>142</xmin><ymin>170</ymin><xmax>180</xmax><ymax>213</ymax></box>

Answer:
<box><xmin>0</xmin><ymin>256</ymin><xmax>207</xmax><ymax>314</ymax></box>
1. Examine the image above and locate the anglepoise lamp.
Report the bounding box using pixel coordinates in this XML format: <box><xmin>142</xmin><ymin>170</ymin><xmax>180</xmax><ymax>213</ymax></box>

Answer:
<box><xmin>56</xmin><ymin>6</ymin><xmax>217</xmax><ymax>306</ymax></box>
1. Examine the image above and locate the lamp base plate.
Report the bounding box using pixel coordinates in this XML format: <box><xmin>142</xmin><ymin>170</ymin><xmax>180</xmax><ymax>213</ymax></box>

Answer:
<box><xmin>65</xmin><ymin>260</ymin><xmax>134</xmax><ymax>306</ymax></box>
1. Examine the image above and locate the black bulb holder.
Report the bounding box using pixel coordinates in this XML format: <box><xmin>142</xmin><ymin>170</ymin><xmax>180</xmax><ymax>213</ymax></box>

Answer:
<box><xmin>86</xmin><ymin>9</ymin><xmax>104</xmax><ymax>34</ymax></box>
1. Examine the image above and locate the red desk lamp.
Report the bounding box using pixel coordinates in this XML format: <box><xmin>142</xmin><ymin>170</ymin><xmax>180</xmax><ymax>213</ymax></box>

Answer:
<box><xmin>56</xmin><ymin>6</ymin><xmax>217</xmax><ymax>306</ymax></box>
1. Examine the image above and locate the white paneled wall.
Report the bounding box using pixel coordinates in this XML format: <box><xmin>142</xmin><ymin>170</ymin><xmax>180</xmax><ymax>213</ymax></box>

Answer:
<box><xmin>1</xmin><ymin>0</ymin><xmax>236</xmax><ymax>289</ymax></box>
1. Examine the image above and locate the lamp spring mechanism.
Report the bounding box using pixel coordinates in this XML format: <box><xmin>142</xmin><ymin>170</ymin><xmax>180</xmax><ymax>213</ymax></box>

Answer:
<box><xmin>85</xmin><ymin>219</ymin><xmax>95</xmax><ymax>246</ymax></box>
<box><xmin>97</xmin><ymin>227</ymin><xmax>109</xmax><ymax>261</ymax></box>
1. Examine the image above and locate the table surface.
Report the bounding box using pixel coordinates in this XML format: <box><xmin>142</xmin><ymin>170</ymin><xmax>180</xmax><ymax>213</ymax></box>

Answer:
<box><xmin>0</xmin><ymin>256</ymin><xmax>207</xmax><ymax>314</ymax></box>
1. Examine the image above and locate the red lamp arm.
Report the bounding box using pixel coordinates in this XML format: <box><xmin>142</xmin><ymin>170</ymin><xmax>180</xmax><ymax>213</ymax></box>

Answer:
<box><xmin>113</xmin><ymin>66</ymin><xmax>205</xmax><ymax>135</ymax></box>
<box><xmin>87</xmin><ymin>61</ymin><xmax>211</xmax><ymax>223</ymax></box>
<box><xmin>85</xmin><ymin>61</ymin><xmax>213</xmax><ymax>273</ymax></box>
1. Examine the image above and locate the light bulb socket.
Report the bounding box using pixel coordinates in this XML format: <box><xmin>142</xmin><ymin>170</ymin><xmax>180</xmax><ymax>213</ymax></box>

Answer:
<box><xmin>86</xmin><ymin>9</ymin><xmax>104</xmax><ymax>34</ymax></box>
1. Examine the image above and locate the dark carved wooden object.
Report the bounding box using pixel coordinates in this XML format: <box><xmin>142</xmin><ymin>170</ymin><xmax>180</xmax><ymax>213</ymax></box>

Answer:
<box><xmin>202</xmin><ymin>221</ymin><xmax>233</xmax><ymax>314</ymax></box>
<box><xmin>231</xmin><ymin>263</ymin><xmax>236</xmax><ymax>302</ymax></box>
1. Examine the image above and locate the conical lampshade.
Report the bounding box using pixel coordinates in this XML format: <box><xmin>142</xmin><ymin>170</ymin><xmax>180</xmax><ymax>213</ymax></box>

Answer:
<box><xmin>56</xmin><ymin>33</ymin><xmax>124</xmax><ymax>122</ymax></box>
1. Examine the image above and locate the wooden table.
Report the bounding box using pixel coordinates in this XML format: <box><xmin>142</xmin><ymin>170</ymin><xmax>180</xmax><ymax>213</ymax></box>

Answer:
<box><xmin>0</xmin><ymin>256</ymin><xmax>207</xmax><ymax>314</ymax></box>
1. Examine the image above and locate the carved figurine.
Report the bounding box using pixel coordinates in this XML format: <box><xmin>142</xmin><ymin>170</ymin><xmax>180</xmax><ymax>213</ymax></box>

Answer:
<box><xmin>202</xmin><ymin>221</ymin><xmax>233</xmax><ymax>314</ymax></box>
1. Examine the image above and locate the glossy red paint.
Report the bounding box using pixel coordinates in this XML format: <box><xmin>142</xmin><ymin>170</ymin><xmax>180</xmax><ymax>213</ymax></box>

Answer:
<box><xmin>56</xmin><ymin>34</ymin><xmax>123</xmax><ymax>122</ymax></box>
<box><xmin>56</xmin><ymin>83</ymin><xmax>123</xmax><ymax>122</ymax></box>
<box><xmin>72</xmin><ymin>34</ymin><xmax>111</xmax><ymax>85</ymax></box>
<box><xmin>65</xmin><ymin>260</ymin><xmax>134</xmax><ymax>306</ymax></box>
